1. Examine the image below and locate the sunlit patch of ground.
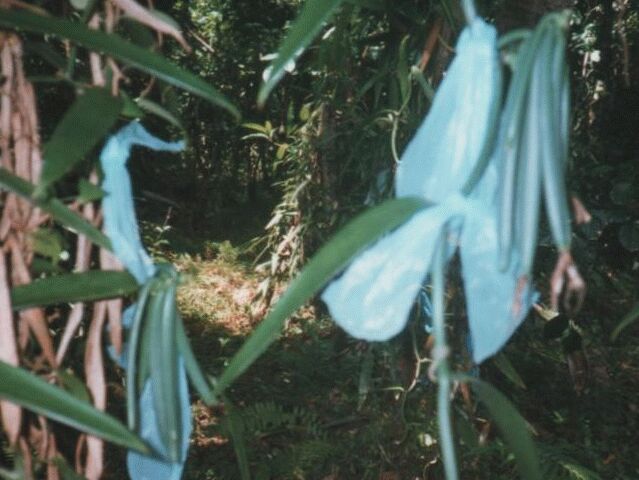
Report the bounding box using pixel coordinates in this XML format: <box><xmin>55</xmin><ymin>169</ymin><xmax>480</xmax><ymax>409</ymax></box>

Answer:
<box><xmin>175</xmin><ymin>254</ymin><xmax>260</xmax><ymax>335</ymax></box>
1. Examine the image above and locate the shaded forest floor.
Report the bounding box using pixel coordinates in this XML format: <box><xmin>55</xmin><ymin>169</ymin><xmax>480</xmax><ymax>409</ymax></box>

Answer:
<box><xmin>126</xmin><ymin>204</ymin><xmax>639</xmax><ymax>480</ymax></box>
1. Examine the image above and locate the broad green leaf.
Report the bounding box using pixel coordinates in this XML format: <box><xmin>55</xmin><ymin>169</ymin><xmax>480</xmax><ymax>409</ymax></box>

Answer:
<box><xmin>610</xmin><ymin>302</ymin><xmax>639</xmax><ymax>341</ymax></box>
<box><xmin>0</xmin><ymin>9</ymin><xmax>239</xmax><ymax>119</ymax></box>
<box><xmin>11</xmin><ymin>271</ymin><xmax>138</xmax><ymax>310</ymax></box>
<box><xmin>258</xmin><ymin>0</ymin><xmax>344</xmax><ymax>105</ymax></box>
<box><xmin>136</xmin><ymin>97</ymin><xmax>185</xmax><ymax>131</ymax></box>
<box><xmin>214</xmin><ymin>197</ymin><xmax>430</xmax><ymax>395</ymax></box>
<box><xmin>38</xmin><ymin>88</ymin><xmax>122</xmax><ymax>192</ymax></box>
<box><xmin>457</xmin><ymin>374</ymin><xmax>542</xmax><ymax>480</ymax></box>
<box><xmin>0</xmin><ymin>167</ymin><xmax>112</xmax><ymax>251</ymax></box>
<box><xmin>0</xmin><ymin>360</ymin><xmax>149</xmax><ymax>454</ymax></box>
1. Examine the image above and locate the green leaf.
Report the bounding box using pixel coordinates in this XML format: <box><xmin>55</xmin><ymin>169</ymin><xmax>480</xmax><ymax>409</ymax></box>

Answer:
<box><xmin>51</xmin><ymin>456</ymin><xmax>88</xmax><ymax>480</ymax></box>
<box><xmin>56</xmin><ymin>369</ymin><xmax>91</xmax><ymax>403</ymax></box>
<box><xmin>223</xmin><ymin>400</ymin><xmax>251</xmax><ymax>480</ymax></box>
<box><xmin>258</xmin><ymin>0</ymin><xmax>344</xmax><ymax>105</ymax></box>
<box><xmin>539</xmin><ymin>27</ymin><xmax>571</xmax><ymax>251</ymax></box>
<box><xmin>38</xmin><ymin>88</ymin><xmax>122</xmax><ymax>192</ymax></box>
<box><xmin>0</xmin><ymin>9</ymin><xmax>239</xmax><ymax>119</ymax></box>
<box><xmin>148</xmin><ymin>268</ymin><xmax>181</xmax><ymax>461</ymax></box>
<box><xmin>136</xmin><ymin>97</ymin><xmax>185</xmax><ymax>131</ymax></box>
<box><xmin>0</xmin><ymin>167</ymin><xmax>112</xmax><ymax>251</ymax></box>
<box><xmin>29</xmin><ymin>228</ymin><xmax>66</xmax><ymax>263</ymax></box>
<box><xmin>24</xmin><ymin>42</ymin><xmax>67</xmax><ymax>69</ymax></box>
<box><xmin>176</xmin><ymin>315</ymin><xmax>216</xmax><ymax>405</ymax></box>
<box><xmin>344</xmin><ymin>0</ymin><xmax>384</xmax><ymax>10</ymax></box>
<box><xmin>493</xmin><ymin>353</ymin><xmax>526</xmax><ymax>389</ymax></box>
<box><xmin>610</xmin><ymin>302</ymin><xmax>639</xmax><ymax>341</ymax></box>
<box><xmin>11</xmin><ymin>271</ymin><xmax>138</xmax><ymax>310</ymax></box>
<box><xmin>0</xmin><ymin>360</ymin><xmax>149</xmax><ymax>454</ymax></box>
<box><xmin>214</xmin><ymin>197</ymin><xmax>430</xmax><ymax>395</ymax></box>
<box><xmin>126</xmin><ymin>282</ymin><xmax>152</xmax><ymax>431</ymax></box>
<box><xmin>118</xmin><ymin>18</ymin><xmax>156</xmax><ymax>49</ymax></box>
<box><xmin>119</xmin><ymin>91</ymin><xmax>145</xmax><ymax>119</ymax></box>
<box><xmin>457</xmin><ymin>375</ymin><xmax>542</xmax><ymax>480</ymax></box>
<box><xmin>276</xmin><ymin>143</ymin><xmax>288</xmax><ymax>160</ymax></box>
<box><xmin>77</xmin><ymin>178</ymin><xmax>106</xmax><ymax>204</ymax></box>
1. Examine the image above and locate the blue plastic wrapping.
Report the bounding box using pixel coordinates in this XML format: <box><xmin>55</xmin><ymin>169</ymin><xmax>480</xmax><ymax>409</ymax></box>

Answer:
<box><xmin>322</xmin><ymin>19</ymin><xmax>535</xmax><ymax>364</ymax></box>
<box><xmin>100</xmin><ymin>122</ymin><xmax>191</xmax><ymax>479</ymax></box>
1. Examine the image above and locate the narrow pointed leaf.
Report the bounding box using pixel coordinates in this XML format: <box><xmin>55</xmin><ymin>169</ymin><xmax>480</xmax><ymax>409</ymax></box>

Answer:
<box><xmin>214</xmin><ymin>197</ymin><xmax>430</xmax><ymax>395</ymax></box>
<box><xmin>258</xmin><ymin>0</ymin><xmax>343</xmax><ymax>105</ymax></box>
<box><xmin>38</xmin><ymin>88</ymin><xmax>122</xmax><ymax>191</ymax></box>
<box><xmin>0</xmin><ymin>360</ymin><xmax>149</xmax><ymax>454</ymax></box>
<box><xmin>126</xmin><ymin>285</ymin><xmax>153</xmax><ymax>431</ymax></box>
<box><xmin>11</xmin><ymin>271</ymin><xmax>138</xmax><ymax>310</ymax></box>
<box><xmin>176</xmin><ymin>316</ymin><xmax>216</xmax><ymax>405</ymax></box>
<box><xmin>135</xmin><ymin>97</ymin><xmax>185</xmax><ymax>131</ymax></box>
<box><xmin>492</xmin><ymin>353</ymin><xmax>526</xmax><ymax>389</ymax></box>
<box><xmin>515</xmin><ymin>35</ymin><xmax>546</xmax><ymax>275</ymax></box>
<box><xmin>148</xmin><ymin>275</ymin><xmax>181</xmax><ymax>461</ymax></box>
<box><xmin>497</xmin><ymin>26</ymin><xmax>545</xmax><ymax>269</ymax></box>
<box><xmin>540</xmin><ymin>28</ymin><xmax>571</xmax><ymax>250</ymax></box>
<box><xmin>610</xmin><ymin>302</ymin><xmax>639</xmax><ymax>341</ymax></box>
<box><xmin>224</xmin><ymin>401</ymin><xmax>251</xmax><ymax>480</ymax></box>
<box><xmin>456</xmin><ymin>374</ymin><xmax>542</xmax><ymax>480</ymax></box>
<box><xmin>0</xmin><ymin>9</ymin><xmax>239</xmax><ymax>119</ymax></box>
<box><xmin>0</xmin><ymin>168</ymin><xmax>111</xmax><ymax>250</ymax></box>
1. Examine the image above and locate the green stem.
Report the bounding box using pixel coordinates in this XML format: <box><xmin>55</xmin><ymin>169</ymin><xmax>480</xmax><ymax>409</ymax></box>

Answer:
<box><xmin>432</xmin><ymin>234</ymin><xmax>458</xmax><ymax>480</ymax></box>
<box><xmin>461</xmin><ymin>0</ymin><xmax>476</xmax><ymax>25</ymax></box>
<box><xmin>498</xmin><ymin>29</ymin><xmax>532</xmax><ymax>49</ymax></box>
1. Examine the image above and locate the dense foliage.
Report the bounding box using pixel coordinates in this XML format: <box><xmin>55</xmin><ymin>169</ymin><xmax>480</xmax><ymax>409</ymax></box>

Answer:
<box><xmin>0</xmin><ymin>0</ymin><xmax>637</xmax><ymax>479</ymax></box>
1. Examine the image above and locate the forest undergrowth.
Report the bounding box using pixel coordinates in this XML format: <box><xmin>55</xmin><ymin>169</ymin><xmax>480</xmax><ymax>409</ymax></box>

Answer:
<box><xmin>115</xmin><ymin>205</ymin><xmax>639</xmax><ymax>480</ymax></box>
